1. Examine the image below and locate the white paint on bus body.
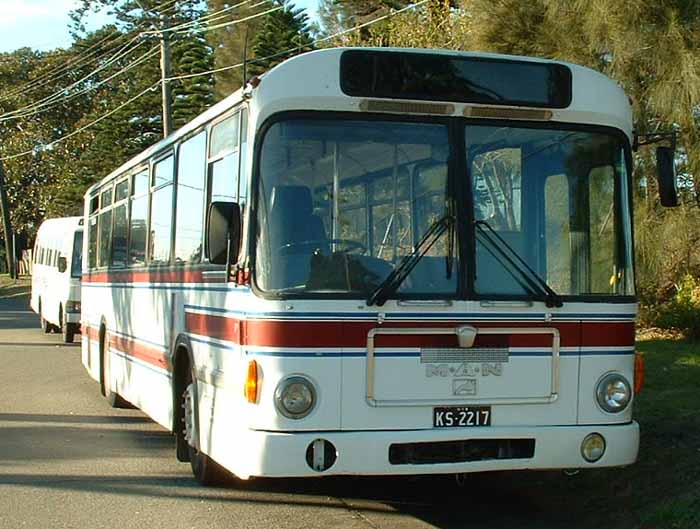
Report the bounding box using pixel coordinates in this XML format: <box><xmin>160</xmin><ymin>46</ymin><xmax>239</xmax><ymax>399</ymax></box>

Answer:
<box><xmin>80</xmin><ymin>48</ymin><xmax>640</xmax><ymax>479</ymax></box>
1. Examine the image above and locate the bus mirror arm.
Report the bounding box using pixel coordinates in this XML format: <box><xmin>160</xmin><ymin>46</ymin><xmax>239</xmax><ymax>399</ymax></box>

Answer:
<box><xmin>207</xmin><ymin>201</ymin><xmax>242</xmax><ymax>268</ymax></box>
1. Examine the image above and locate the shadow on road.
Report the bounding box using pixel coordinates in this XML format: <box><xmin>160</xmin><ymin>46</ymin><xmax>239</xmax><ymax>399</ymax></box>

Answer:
<box><xmin>0</xmin><ymin>413</ymin><xmax>152</xmax><ymax>424</ymax></box>
<box><xmin>0</xmin><ymin>470</ymin><xmax>587</xmax><ymax>529</ymax></box>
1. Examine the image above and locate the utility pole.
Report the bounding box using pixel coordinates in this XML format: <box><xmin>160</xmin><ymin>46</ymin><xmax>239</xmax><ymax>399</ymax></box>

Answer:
<box><xmin>0</xmin><ymin>160</ymin><xmax>16</xmax><ymax>278</ymax></box>
<box><xmin>159</xmin><ymin>21</ymin><xmax>173</xmax><ymax>138</ymax></box>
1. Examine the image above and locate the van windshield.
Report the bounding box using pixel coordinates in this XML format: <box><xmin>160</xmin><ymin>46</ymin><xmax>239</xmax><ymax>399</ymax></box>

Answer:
<box><xmin>71</xmin><ymin>231</ymin><xmax>83</xmax><ymax>279</ymax></box>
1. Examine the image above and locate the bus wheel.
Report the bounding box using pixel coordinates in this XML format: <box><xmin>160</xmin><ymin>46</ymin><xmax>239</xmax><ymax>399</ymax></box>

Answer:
<box><xmin>60</xmin><ymin>308</ymin><xmax>75</xmax><ymax>343</ymax></box>
<box><xmin>181</xmin><ymin>366</ymin><xmax>229</xmax><ymax>486</ymax></box>
<box><xmin>101</xmin><ymin>331</ymin><xmax>130</xmax><ymax>409</ymax></box>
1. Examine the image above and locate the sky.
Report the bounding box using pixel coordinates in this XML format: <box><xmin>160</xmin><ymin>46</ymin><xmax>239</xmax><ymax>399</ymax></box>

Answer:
<box><xmin>0</xmin><ymin>0</ymin><xmax>320</xmax><ymax>54</ymax></box>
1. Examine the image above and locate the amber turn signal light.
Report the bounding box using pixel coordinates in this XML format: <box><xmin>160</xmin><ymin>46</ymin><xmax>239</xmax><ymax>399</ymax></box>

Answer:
<box><xmin>245</xmin><ymin>360</ymin><xmax>259</xmax><ymax>403</ymax></box>
<box><xmin>634</xmin><ymin>352</ymin><xmax>644</xmax><ymax>395</ymax></box>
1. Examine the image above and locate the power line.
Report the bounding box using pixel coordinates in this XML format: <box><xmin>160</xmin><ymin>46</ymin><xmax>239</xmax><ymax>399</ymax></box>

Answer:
<box><xmin>0</xmin><ymin>1</ymin><xmax>431</xmax><ymax>161</ymax></box>
<box><xmin>0</xmin><ymin>40</ymin><xmax>156</xmax><ymax>122</ymax></box>
<box><xmin>0</xmin><ymin>0</ymin><xmax>185</xmax><ymax>104</ymax></box>
<box><xmin>168</xmin><ymin>0</ymin><xmax>430</xmax><ymax>82</ymax></box>
<box><xmin>158</xmin><ymin>0</ymin><xmax>258</xmax><ymax>33</ymax></box>
<box><xmin>0</xmin><ymin>81</ymin><xmax>161</xmax><ymax>162</ymax></box>
<box><xmin>0</xmin><ymin>46</ymin><xmax>160</xmax><ymax>124</ymax></box>
<box><xmin>143</xmin><ymin>3</ymin><xmax>283</xmax><ymax>36</ymax></box>
<box><xmin>0</xmin><ymin>0</ymin><xmax>255</xmax><ymax>120</ymax></box>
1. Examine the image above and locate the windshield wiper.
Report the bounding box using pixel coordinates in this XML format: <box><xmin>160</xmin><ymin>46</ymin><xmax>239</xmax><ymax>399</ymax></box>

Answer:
<box><xmin>474</xmin><ymin>220</ymin><xmax>563</xmax><ymax>308</ymax></box>
<box><xmin>367</xmin><ymin>214</ymin><xmax>454</xmax><ymax>307</ymax></box>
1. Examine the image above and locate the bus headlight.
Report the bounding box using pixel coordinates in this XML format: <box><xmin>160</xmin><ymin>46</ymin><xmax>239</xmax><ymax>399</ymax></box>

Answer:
<box><xmin>274</xmin><ymin>376</ymin><xmax>316</xmax><ymax>419</ymax></box>
<box><xmin>65</xmin><ymin>300</ymin><xmax>81</xmax><ymax>313</ymax></box>
<box><xmin>596</xmin><ymin>373</ymin><xmax>631</xmax><ymax>413</ymax></box>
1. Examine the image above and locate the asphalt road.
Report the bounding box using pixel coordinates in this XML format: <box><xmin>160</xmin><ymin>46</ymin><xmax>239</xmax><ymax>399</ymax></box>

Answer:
<box><xmin>0</xmin><ymin>295</ymin><xmax>588</xmax><ymax>529</ymax></box>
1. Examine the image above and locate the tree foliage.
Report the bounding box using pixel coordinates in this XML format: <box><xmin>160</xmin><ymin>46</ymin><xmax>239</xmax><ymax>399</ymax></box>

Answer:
<box><xmin>249</xmin><ymin>1</ymin><xmax>314</xmax><ymax>77</ymax></box>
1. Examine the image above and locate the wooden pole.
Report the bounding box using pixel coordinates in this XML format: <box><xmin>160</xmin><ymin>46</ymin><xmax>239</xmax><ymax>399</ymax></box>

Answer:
<box><xmin>0</xmin><ymin>160</ymin><xmax>16</xmax><ymax>278</ymax></box>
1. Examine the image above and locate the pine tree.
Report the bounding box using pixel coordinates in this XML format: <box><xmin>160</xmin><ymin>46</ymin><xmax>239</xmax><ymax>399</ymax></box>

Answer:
<box><xmin>249</xmin><ymin>1</ymin><xmax>314</xmax><ymax>77</ymax></box>
<box><xmin>206</xmin><ymin>0</ymin><xmax>271</xmax><ymax>100</ymax></box>
<box><xmin>172</xmin><ymin>35</ymin><xmax>215</xmax><ymax>128</ymax></box>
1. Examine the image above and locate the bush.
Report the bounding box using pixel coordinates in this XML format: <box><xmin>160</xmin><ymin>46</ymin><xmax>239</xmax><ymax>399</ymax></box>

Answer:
<box><xmin>652</xmin><ymin>275</ymin><xmax>700</xmax><ymax>339</ymax></box>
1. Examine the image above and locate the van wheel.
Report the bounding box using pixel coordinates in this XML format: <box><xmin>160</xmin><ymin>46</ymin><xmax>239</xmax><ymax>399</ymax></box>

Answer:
<box><xmin>59</xmin><ymin>308</ymin><xmax>75</xmax><ymax>343</ymax></box>
<box><xmin>101</xmin><ymin>330</ymin><xmax>131</xmax><ymax>409</ymax></box>
<box><xmin>181</xmin><ymin>366</ymin><xmax>229</xmax><ymax>485</ymax></box>
<box><xmin>62</xmin><ymin>323</ymin><xmax>75</xmax><ymax>344</ymax></box>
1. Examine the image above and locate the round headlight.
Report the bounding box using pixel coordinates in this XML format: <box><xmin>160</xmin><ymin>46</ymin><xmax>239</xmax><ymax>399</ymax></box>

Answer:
<box><xmin>596</xmin><ymin>373</ymin><xmax>631</xmax><ymax>413</ymax></box>
<box><xmin>581</xmin><ymin>433</ymin><xmax>606</xmax><ymax>462</ymax></box>
<box><xmin>274</xmin><ymin>376</ymin><xmax>316</xmax><ymax>419</ymax></box>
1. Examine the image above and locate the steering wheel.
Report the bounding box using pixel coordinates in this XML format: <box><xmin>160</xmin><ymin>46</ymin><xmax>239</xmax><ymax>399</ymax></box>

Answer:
<box><xmin>278</xmin><ymin>239</ymin><xmax>367</xmax><ymax>255</ymax></box>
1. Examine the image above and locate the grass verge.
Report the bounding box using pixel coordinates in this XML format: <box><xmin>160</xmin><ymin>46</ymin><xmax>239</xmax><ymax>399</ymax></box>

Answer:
<box><xmin>522</xmin><ymin>337</ymin><xmax>700</xmax><ymax>528</ymax></box>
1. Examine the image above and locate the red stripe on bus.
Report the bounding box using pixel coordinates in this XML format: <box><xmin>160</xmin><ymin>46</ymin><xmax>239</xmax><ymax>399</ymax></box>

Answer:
<box><xmin>185</xmin><ymin>314</ymin><xmax>634</xmax><ymax>348</ymax></box>
<box><xmin>83</xmin><ymin>324</ymin><xmax>169</xmax><ymax>371</ymax></box>
<box><xmin>82</xmin><ymin>269</ymin><xmax>223</xmax><ymax>284</ymax></box>
<box><xmin>580</xmin><ymin>322</ymin><xmax>635</xmax><ymax>346</ymax></box>
<box><xmin>84</xmin><ymin>324</ymin><xmax>100</xmax><ymax>342</ymax></box>
<box><xmin>109</xmin><ymin>333</ymin><xmax>170</xmax><ymax>370</ymax></box>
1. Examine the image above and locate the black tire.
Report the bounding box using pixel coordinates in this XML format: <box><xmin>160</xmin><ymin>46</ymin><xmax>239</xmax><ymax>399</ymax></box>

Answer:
<box><xmin>59</xmin><ymin>308</ymin><xmax>75</xmax><ymax>343</ymax></box>
<box><xmin>101</xmin><ymin>329</ymin><xmax>131</xmax><ymax>409</ymax></box>
<box><xmin>181</xmin><ymin>366</ymin><xmax>230</xmax><ymax>485</ymax></box>
<box><xmin>62</xmin><ymin>322</ymin><xmax>76</xmax><ymax>344</ymax></box>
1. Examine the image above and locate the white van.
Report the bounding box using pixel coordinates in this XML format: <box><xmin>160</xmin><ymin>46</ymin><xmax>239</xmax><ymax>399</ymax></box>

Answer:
<box><xmin>30</xmin><ymin>216</ymin><xmax>83</xmax><ymax>343</ymax></box>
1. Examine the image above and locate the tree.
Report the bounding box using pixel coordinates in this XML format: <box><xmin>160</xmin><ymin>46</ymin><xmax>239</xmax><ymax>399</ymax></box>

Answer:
<box><xmin>172</xmin><ymin>34</ymin><xmax>215</xmax><ymax>128</ymax></box>
<box><xmin>319</xmin><ymin>0</ymin><xmax>410</xmax><ymax>36</ymax></box>
<box><xmin>249</xmin><ymin>0</ymin><xmax>314</xmax><ymax>77</ymax></box>
<box><xmin>206</xmin><ymin>0</ymin><xmax>271</xmax><ymax>100</ymax></box>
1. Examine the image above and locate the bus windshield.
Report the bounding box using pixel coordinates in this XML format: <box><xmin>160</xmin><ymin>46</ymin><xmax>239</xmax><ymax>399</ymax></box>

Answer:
<box><xmin>254</xmin><ymin>117</ymin><xmax>634</xmax><ymax>299</ymax></box>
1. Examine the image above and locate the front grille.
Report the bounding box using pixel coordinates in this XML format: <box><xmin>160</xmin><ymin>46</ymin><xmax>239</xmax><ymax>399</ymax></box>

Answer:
<box><xmin>389</xmin><ymin>439</ymin><xmax>535</xmax><ymax>465</ymax></box>
<box><xmin>420</xmin><ymin>347</ymin><xmax>509</xmax><ymax>364</ymax></box>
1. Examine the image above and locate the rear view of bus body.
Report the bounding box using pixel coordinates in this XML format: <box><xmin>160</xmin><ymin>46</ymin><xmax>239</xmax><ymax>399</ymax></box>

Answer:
<box><xmin>30</xmin><ymin>216</ymin><xmax>83</xmax><ymax>343</ymax></box>
<box><xmin>80</xmin><ymin>48</ymin><xmax>649</xmax><ymax>483</ymax></box>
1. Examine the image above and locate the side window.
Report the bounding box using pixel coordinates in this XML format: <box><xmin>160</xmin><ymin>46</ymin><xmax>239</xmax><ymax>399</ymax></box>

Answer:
<box><xmin>98</xmin><ymin>210</ymin><xmax>112</xmax><ymax>268</ymax></box>
<box><xmin>208</xmin><ymin>112</ymin><xmax>240</xmax><ymax>205</ymax></box>
<box><xmin>149</xmin><ymin>155</ymin><xmax>175</xmax><ymax>264</ymax></box>
<box><xmin>545</xmin><ymin>173</ymin><xmax>571</xmax><ymax>294</ymax></box>
<box><xmin>97</xmin><ymin>185</ymin><xmax>114</xmax><ymax>268</ymax></box>
<box><xmin>239</xmin><ymin>108</ymin><xmax>248</xmax><ymax>202</ymax></box>
<box><xmin>88</xmin><ymin>216</ymin><xmax>98</xmax><ymax>269</ymax></box>
<box><xmin>175</xmin><ymin>131</ymin><xmax>206</xmax><ymax>263</ymax></box>
<box><xmin>111</xmin><ymin>179</ymin><xmax>129</xmax><ymax>267</ymax></box>
<box><xmin>129</xmin><ymin>169</ymin><xmax>149</xmax><ymax>266</ymax></box>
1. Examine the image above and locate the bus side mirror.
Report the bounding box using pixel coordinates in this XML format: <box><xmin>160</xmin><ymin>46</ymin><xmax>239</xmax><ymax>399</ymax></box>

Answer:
<box><xmin>57</xmin><ymin>256</ymin><xmax>67</xmax><ymax>273</ymax></box>
<box><xmin>656</xmin><ymin>146</ymin><xmax>679</xmax><ymax>207</ymax></box>
<box><xmin>207</xmin><ymin>201</ymin><xmax>241</xmax><ymax>265</ymax></box>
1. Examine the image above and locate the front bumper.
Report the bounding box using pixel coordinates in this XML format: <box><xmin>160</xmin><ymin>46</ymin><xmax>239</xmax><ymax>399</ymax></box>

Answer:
<box><xmin>227</xmin><ymin>422</ymin><xmax>639</xmax><ymax>479</ymax></box>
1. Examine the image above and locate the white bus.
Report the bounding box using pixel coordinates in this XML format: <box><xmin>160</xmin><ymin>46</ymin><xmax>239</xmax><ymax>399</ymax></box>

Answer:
<box><xmin>31</xmin><ymin>216</ymin><xmax>83</xmax><ymax>343</ymax></box>
<box><xmin>81</xmin><ymin>47</ymin><xmax>674</xmax><ymax>484</ymax></box>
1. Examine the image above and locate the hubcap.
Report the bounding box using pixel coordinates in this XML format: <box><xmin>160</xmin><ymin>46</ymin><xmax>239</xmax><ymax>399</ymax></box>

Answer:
<box><xmin>182</xmin><ymin>383</ymin><xmax>197</xmax><ymax>448</ymax></box>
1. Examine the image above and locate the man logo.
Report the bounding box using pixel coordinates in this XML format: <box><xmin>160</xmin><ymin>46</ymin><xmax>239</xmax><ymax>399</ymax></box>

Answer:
<box><xmin>453</xmin><ymin>378</ymin><xmax>477</xmax><ymax>396</ymax></box>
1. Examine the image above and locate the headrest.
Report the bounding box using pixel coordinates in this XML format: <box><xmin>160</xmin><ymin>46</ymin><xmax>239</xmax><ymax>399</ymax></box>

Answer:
<box><xmin>270</xmin><ymin>185</ymin><xmax>313</xmax><ymax>216</ymax></box>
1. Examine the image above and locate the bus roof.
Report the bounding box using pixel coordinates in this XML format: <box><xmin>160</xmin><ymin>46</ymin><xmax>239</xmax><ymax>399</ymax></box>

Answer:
<box><xmin>87</xmin><ymin>47</ymin><xmax>632</xmax><ymax>195</ymax></box>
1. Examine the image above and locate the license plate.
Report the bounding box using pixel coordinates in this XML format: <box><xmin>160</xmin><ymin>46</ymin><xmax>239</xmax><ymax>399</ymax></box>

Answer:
<box><xmin>433</xmin><ymin>406</ymin><xmax>491</xmax><ymax>428</ymax></box>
